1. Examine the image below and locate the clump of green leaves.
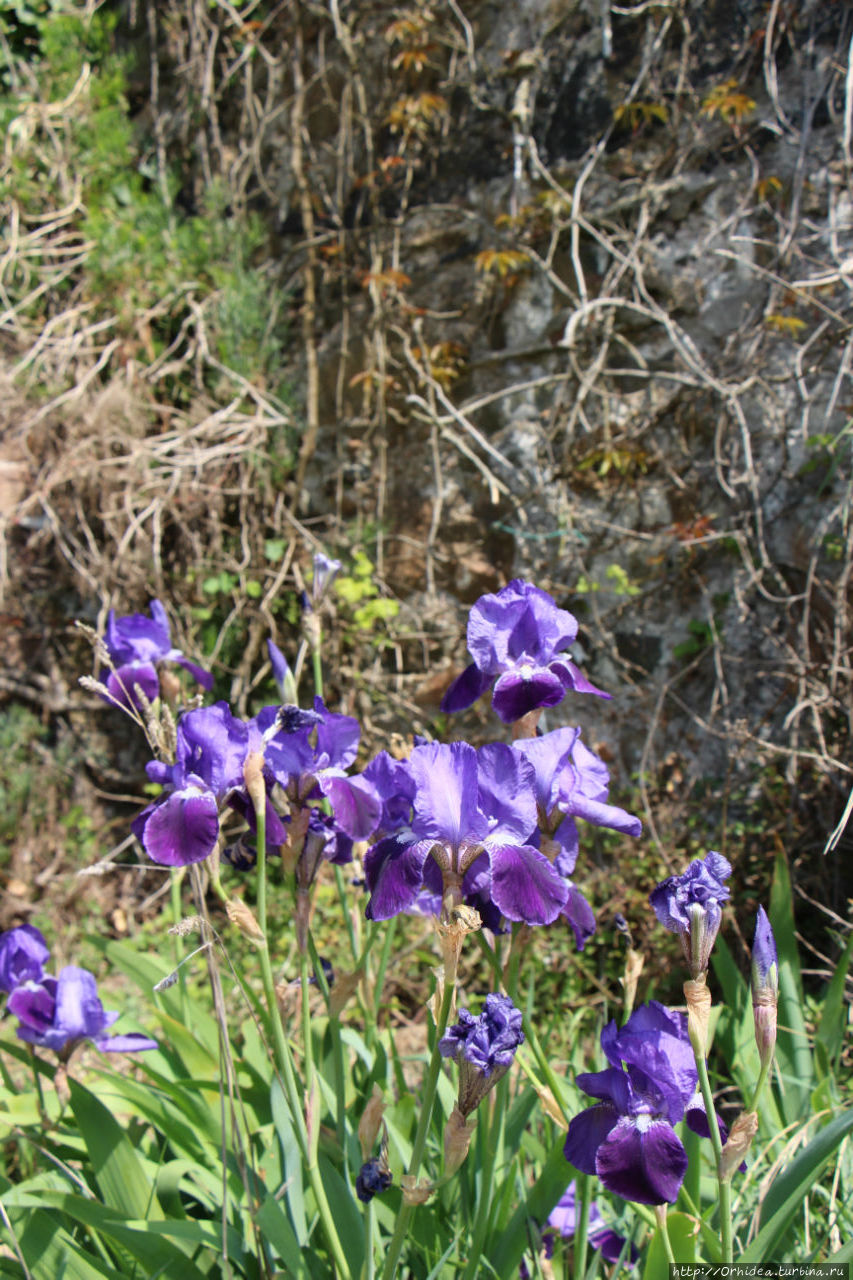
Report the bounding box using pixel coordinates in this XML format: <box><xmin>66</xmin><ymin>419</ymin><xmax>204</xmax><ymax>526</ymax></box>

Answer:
<box><xmin>334</xmin><ymin>550</ymin><xmax>400</xmax><ymax>631</ymax></box>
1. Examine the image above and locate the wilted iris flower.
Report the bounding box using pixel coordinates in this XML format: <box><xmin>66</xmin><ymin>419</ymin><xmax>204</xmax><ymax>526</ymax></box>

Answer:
<box><xmin>363</xmin><ymin>740</ymin><xmax>567</xmax><ymax>928</ymax></box>
<box><xmin>8</xmin><ymin>965</ymin><xmax>158</xmax><ymax>1057</ymax></box>
<box><xmin>564</xmin><ymin>1002</ymin><xmax>715</xmax><ymax>1205</ymax></box>
<box><xmin>649</xmin><ymin>851</ymin><xmax>731</xmax><ymax>978</ymax></box>
<box><xmin>441</xmin><ymin>580</ymin><xmax>609</xmax><ymax>724</ymax></box>
<box><xmin>545</xmin><ymin>1182</ymin><xmax>638</xmax><ymax>1267</ymax></box>
<box><xmin>0</xmin><ymin>925</ymin><xmax>50</xmax><ymax>992</ymax></box>
<box><xmin>355</xmin><ymin>1157</ymin><xmax>393</xmax><ymax>1204</ymax></box>
<box><xmin>102</xmin><ymin>599</ymin><xmax>213</xmax><ymax>709</ymax></box>
<box><xmin>439</xmin><ymin>992</ymin><xmax>524</xmax><ymax>1116</ymax></box>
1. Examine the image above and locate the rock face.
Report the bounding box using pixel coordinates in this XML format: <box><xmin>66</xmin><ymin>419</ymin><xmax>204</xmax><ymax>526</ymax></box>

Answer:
<box><xmin>254</xmin><ymin>0</ymin><xmax>852</xmax><ymax>824</ymax></box>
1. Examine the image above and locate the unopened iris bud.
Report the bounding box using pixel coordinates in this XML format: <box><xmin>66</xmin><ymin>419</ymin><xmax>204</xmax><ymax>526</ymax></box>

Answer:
<box><xmin>751</xmin><ymin>906</ymin><xmax>778</xmax><ymax>1068</ymax></box>
<box><xmin>312</xmin><ymin>552</ymin><xmax>342</xmax><ymax>606</ymax></box>
<box><xmin>267</xmin><ymin>640</ymin><xmax>298</xmax><ymax>704</ymax></box>
<box><xmin>438</xmin><ymin>993</ymin><xmax>524</xmax><ymax>1118</ymax></box>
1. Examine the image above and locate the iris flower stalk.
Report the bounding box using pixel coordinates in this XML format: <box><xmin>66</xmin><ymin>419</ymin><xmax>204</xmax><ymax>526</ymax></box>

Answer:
<box><xmin>243</xmin><ymin>752</ymin><xmax>352</xmax><ymax>1280</ymax></box>
<box><xmin>380</xmin><ymin>977</ymin><xmax>457</xmax><ymax>1280</ymax></box>
<box><xmin>446</xmin><ymin>994</ymin><xmax>524</xmax><ymax>1280</ymax></box>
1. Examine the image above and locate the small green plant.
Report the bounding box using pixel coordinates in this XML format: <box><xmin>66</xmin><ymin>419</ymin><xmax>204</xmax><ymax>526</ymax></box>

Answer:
<box><xmin>575</xmin><ymin>564</ymin><xmax>641</xmax><ymax>596</ymax></box>
<box><xmin>334</xmin><ymin>550</ymin><xmax>400</xmax><ymax>631</ymax></box>
<box><xmin>673</xmin><ymin>617</ymin><xmax>714</xmax><ymax>660</ymax></box>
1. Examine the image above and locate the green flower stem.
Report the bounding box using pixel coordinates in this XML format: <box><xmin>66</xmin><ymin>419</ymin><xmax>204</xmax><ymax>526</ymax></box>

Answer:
<box><xmin>363</xmin><ymin>1200</ymin><xmax>376</xmax><ymax>1280</ymax></box>
<box><xmin>28</xmin><ymin>1046</ymin><xmax>48</xmax><ymax>1126</ymax></box>
<box><xmin>312</xmin><ymin>636</ymin><xmax>324</xmax><ymax>701</ymax></box>
<box><xmin>655</xmin><ymin>1205</ymin><xmax>676</xmax><ymax>1265</ymax></box>
<box><xmin>334</xmin><ymin>863</ymin><xmax>360</xmax><ymax>962</ymax></box>
<box><xmin>251</xmin><ymin>777</ymin><xmax>352</xmax><ymax>1280</ymax></box>
<box><xmin>307</xmin><ymin>929</ymin><xmax>348</xmax><ymax>1152</ymax></box>
<box><xmin>381</xmin><ymin>977</ymin><xmax>457</xmax><ymax>1280</ymax></box>
<box><xmin>747</xmin><ymin>1055</ymin><xmax>772</xmax><ymax>1113</ymax></box>
<box><xmin>298</xmin><ymin>945</ymin><xmax>318</xmax><ymax>1156</ymax></box>
<box><xmin>573</xmin><ymin>1172</ymin><xmax>593</xmax><ymax>1280</ymax></box>
<box><xmin>691</xmin><ymin>1036</ymin><xmax>733</xmax><ymax>1264</ymax></box>
<box><xmin>169</xmin><ymin>867</ymin><xmax>188</xmax><ymax>1022</ymax></box>
<box><xmin>371</xmin><ymin>918</ymin><xmax>396</xmax><ymax>1022</ymax></box>
<box><xmin>462</xmin><ymin>1076</ymin><xmax>507</xmax><ymax>1280</ymax></box>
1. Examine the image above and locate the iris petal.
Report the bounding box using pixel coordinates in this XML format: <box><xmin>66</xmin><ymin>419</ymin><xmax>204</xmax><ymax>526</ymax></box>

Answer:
<box><xmin>564</xmin><ymin>1103</ymin><xmax>621</xmax><ymax>1175</ymax></box>
<box><xmin>138</xmin><ymin>788</ymin><xmax>220</xmax><ymax>866</ymax></box>
<box><xmin>364</xmin><ymin>836</ymin><xmax>433</xmax><ymax>921</ymax></box>
<box><xmin>487</xmin><ymin>841</ymin><xmax>567</xmax><ymax>925</ymax></box>
<box><xmin>595</xmin><ymin>1116</ymin><xmax>687</xmax><ymax>1205</ymax></box>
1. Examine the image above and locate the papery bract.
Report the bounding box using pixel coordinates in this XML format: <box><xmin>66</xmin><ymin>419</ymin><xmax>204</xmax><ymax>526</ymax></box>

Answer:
<box><xmin>441</xmin><ymin>580</ymin><xmax>610</xmax><ymax>724</ymax></box>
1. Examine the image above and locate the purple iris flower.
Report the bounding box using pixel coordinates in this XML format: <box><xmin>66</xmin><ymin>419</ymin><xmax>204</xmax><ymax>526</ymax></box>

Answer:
<box><xmin>132</xmin><ymin>701</ymin><xmax>287</xmax><ymax>866</ymax></box>
<box><xmin>7</xmin><ymin>965</ymin><xmax>158</xmax><ymax>1057</ymax></box>
<box><xmin>545</xmin><ymin>1182</ymin><xmax>638</xmax><ymax>1267</ymax></box>
<box><xmin>262</xmin><ymin>696</ymin><xmax>360</xmax><ymax>804</ymax></box>
<box><xmin>324</xmin><ymin>749</ymin><xmax>417</xmax><ymax>842</ymax></box>
<box><xmin>363</xmin><ymin>741</ymin><xmax>567</xmax><ymax>928</ymax></box>
<box><xmin>564</xmin><ymin>1002</ymin><xmax>706</xmax><ymax>1205</ymax></box>
<box><xmin>439</xmin><ymin>992</ymin><xmax>524</xmax><ymax>1116</ymax></box>
<box><xmin>441</xmin><ymin>580</ymin><xmax>610</xmax><ymax>724</ymax></box>
<box><xmin>102</xmin><ymin>599</ymin><xmax>213</xmax><ymax>709</ymax></box>
<box><xmin>0</xmin><ymin>925</ymin><xmax>50</xmax><ymax>992</ymax></box>
<box><xmin>649</xmin><ymin>851</ymin><xmax>731</xmax><ymax>977</ymax></box>
<box><xmin>513</xmin><ymin>728</ymin><xmax>642</xmax><ymax>949</ymax></box>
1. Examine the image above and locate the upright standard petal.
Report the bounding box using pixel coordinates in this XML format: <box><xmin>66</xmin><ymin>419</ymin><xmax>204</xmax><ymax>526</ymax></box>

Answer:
<box><xmin>476</xmin><ymin>743</ymin><xmax>538</xmax><ymax>841</ymax></box>
<box><xmin>409</xmin><ymin>741</ymin><xmax>485</xmax><ymax>848</ymax></box>
<box><xmin>0</xmin><ymin>925</ymin><xmax>50</xmax><ymax>992</ymax></box>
